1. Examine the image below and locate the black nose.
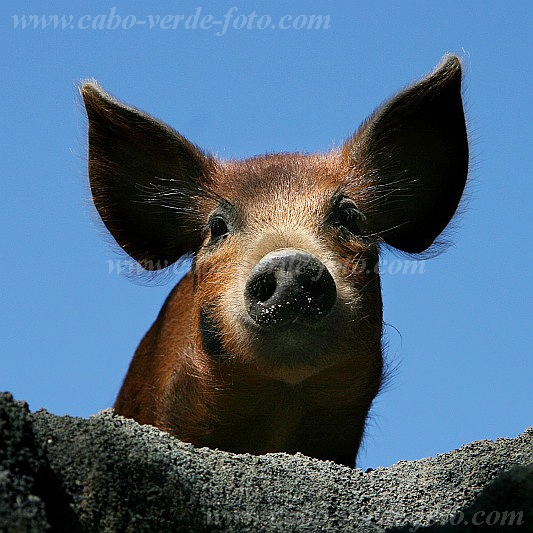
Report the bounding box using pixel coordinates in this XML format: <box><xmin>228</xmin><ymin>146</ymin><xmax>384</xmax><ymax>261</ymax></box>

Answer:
<box><xmin>244</xmin><ymin>250</ymin><xmax>337</xmax><ymax>328</ymax></box>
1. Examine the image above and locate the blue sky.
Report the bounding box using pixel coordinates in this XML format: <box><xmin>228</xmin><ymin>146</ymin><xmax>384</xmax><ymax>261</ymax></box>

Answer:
<box><xmin>1</xmin><ymin>1</ymin><xmax>531</xmax><ymax>470</ymax></box>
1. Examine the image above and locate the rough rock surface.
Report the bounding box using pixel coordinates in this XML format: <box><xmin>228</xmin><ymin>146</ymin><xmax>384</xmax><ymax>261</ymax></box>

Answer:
<box><xmin>0</xmin><ymin>392</ymin><xmax>531</xmax><ymax>532</ymax></box>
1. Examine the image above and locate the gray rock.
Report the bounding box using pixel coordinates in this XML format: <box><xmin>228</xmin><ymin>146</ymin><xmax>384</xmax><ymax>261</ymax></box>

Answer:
<box><xmin>0</xmin><ymin>394</ymin><xmax>49</xmax><ymax>532</ymax></box>
<box><xmin>1</xmin><ymin>392</ymin><xmax>531</xmax><ymax>532</ymax></box>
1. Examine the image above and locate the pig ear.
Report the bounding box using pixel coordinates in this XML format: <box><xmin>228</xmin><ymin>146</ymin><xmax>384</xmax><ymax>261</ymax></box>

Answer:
<box><xmin>81</xmin><ymin>82</ymin><xmax>213</xmax><ymax>270</ymax></box>
<box><xmin>346</xmin><ymin>55</ymin><xmax>468</xmax><ymax>254</ymax></box>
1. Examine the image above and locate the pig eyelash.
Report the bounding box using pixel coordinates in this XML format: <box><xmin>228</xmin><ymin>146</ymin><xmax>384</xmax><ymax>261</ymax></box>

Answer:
<box><xmin>335</xmin><ymin>172</ymin><xmax>420</xmax><ymax>245</ymax></box>
<box><xmin>135</xmin><ymin>175</ymin><xmax>230</xmax><ymax>225</ymax></box>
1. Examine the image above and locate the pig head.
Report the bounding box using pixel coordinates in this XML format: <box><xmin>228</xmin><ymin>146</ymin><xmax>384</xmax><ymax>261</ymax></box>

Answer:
<box><xmin>82</xmin><ymin>55</ymin><xmax>468</xmax><ymax>467</ymax></box>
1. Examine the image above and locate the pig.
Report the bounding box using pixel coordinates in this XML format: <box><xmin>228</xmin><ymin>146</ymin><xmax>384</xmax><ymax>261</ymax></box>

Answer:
<box><xmin>82</xmin><ymin>55</ymin><xmax>468</xmax><ymax>467</ymax></box>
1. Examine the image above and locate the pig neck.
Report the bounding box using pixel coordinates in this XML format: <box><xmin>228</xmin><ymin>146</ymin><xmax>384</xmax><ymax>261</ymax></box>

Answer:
<box><xmin>199</xmin><ymin>352</ymin><xmax>383</xmax><ymax>465</ymax></box>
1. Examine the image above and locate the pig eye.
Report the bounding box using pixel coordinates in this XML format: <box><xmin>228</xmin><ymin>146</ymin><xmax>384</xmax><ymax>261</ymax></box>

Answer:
<box><xmin>330</xmin><ymin>198</ymin><xmax>365</xmax><ymax>237</ymax></box>
<box><xmin>207</xmin><ymin>215</ymin><xmax>229</xmax><ymax>243</ymax></box>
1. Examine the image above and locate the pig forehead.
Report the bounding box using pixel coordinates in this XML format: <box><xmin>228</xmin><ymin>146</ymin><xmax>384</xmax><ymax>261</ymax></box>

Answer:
<box><xmin>213</xmin><ymin>153</ymin><xmax>356</xmax><ymax>208</ymax></box>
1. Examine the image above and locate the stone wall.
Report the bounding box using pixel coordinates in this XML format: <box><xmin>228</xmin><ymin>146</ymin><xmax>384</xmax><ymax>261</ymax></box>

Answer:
<box><xmin>1</xmin><ymin>393</ymin><xmax>531</xmax><ymax>532</ymax></box>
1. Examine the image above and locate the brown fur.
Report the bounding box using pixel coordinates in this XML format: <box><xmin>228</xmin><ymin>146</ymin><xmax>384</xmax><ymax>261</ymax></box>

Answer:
<box><xmin>83</xmin><ymin>56</ymin><xmax>468</xmax><ymax>467</ymax></box>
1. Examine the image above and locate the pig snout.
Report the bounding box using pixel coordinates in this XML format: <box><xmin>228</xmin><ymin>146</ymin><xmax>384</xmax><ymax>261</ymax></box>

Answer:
<box><xmin>244</xmin><ymin>249</ymin><xmax>337</xmax><ymax>327</ymax></box>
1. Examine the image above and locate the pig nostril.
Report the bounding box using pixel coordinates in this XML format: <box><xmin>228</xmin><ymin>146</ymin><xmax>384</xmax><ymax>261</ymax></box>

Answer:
<box><xmin>251</xmin><ymin>272</ymin><xmax>277</xmax><ymax>303</ymax></box>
